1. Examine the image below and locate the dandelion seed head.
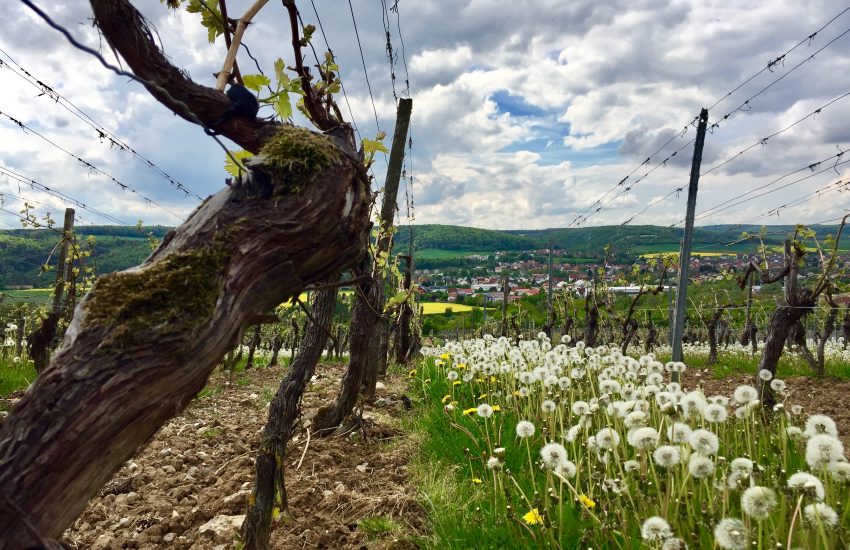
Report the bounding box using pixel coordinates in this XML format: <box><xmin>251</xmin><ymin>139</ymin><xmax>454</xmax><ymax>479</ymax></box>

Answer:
<box><xmin>713</xmin><ymin>518</ymin><xmax>748</xmax><ymax>550</ymax></box>
<box><xmin>571</xmin><ymin>401</ymin><xmax>590</xmax><ymax>415</ymax></box>
<box><xmin>661</xmin><ymin>538</ymin><xmax>688</xmax><ymax>550</ymax></box>
<box><xmin>668</xmin><ymin>422</ymin><xmax>693</xmax><ymax>444</ymax></box>
<box><xmin>733</xmin><ymin>385</ymin><xmax>758</xmax><ymax>404</ymax></box>
<box><xmin>741</xmin><ymin>486</ymin><xmax>777</xmax><ymax>520</ymax></box>
<box><xmin>653</xmin><ymin>445</ymin><xmax>682</xmax><ymax>468</ymax></box>
<box><xmin>624</xmin><ymin>459</ymin><xmax>640</xmax><ymax>473</ymax></box>
<box><xmin>487</xmin><ymin>456</ymin><xmax>502</xmax><ymax>470</ymax></box>
<box><xmin>787</xmin><ymin>471</ymin><xmax>825</xmax><ymax>500</ymax></box>
<box><xmin>804</xmin><ymin>414</ymin><xmax>838</xmax><ymax>438</ymax></box>
<box><xmin>640</xmin><ymin>516</ymin><xmax>673</xmax><ymax>542</ymax></box>
<box><xmin>803</xmin><ymin>502</ymin><xmax>838</xmax><ymax>527</ymax></box>
<box><xmin>805</xmin><ymin>434</ymin><xmax>845</xmax><ymax>469</ymax></box>
<box><xmin>629</xmin><ymin>426</ymin><xmax>660</xmax><ymax>450</ymax></box>
<box><xmin>595</xmin><ymin>428</ymin><xmax>621</xmax><ymax>450</ymax></box>
<box><xmin>540</xmin><ymin>442</ymin><xmax>568</xmax><ymax>469</ymax></box>
<box><xmin>703</xmin><ymin>403</ymin><xmax>728</xmax><ymax>423</ymax></box>
<box><xmin>770</xmin><ymin>378</ymin><xmax>786</xmax><ymax>392</ymax></box>
<box><xmin>515</xmin><ymin>420</ymin><xmax>536</xmax><ymax>438</ymax></box>
<box><xmin>730</xmin><ymin>458</ymin><xmax>754</xmax><ymax>473</ymax></box>
<box><xmin>477</xmin><ymin>403</ymin><xmax>494</xmax><ymax>418</ymax></box>
<box><xmin>541</xmin><ymin>399</ymin><xmax>557</xmax><ymax>413</ymax></box>
<box><xmin>554</xmin><ymin>459</ymin><xmax>577</xmax><ymax>478</ymax></box>
<box><xmin>828</xmin><ymin>460</ymin><xmax>850</xmax><ymax>483</ymax></box>
<box><xmin>688</xmin><ymin>454</ymin><xmax>715</xmax><ymax>479</ymax></box>
<box><xmin>689</xmin><ymin>429</ymin><xmax>720</xmax><ymax>456</ymax></box>
<box><xmin>758</xmin><ymin>369</ymin><xmax>772</xmax><ymax>381</ymax></box>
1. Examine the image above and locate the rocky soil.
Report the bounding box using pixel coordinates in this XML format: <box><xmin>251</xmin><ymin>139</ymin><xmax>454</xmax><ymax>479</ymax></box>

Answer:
<box><xmin>53</xmin><ymin>362</ymin><xmax>425</xmax><ymax>549</ymax></box>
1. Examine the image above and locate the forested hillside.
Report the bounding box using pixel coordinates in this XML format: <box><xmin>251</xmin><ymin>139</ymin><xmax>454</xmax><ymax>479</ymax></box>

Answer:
<box><xmin>1</xmin><ymin>223</ymin><xmax>841</xmax><ymax>287</ymax></box>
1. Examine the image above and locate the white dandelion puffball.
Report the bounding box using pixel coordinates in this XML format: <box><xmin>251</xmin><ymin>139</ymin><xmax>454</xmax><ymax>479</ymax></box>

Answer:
<box><xmin>629</xmin><ymin>427</ymin><xmax>660</xmax><ymax>450</ymax></box>
<box><xmin>653</xmin><ymin>445</ymin><xmax>682</xmax><ymax>468</ymax></box>
<box><xmin>713</xmin><ymin>518</ymin><xmax>748</xmax><ymax>550</ymax></box>
<box><xmin>741</xmin><ymin>486</ymin><xmax>777</xmax><ymax>520</ymax></box>
<box><xmin>733</xmin><ymin>385</ymin><xmax>758</xmax><ymax>404</ymax></box>
<box><xmin>668</xmin><ymin>422</ymin><xmax>692</xmax><ymax>444</ymax></box>
<box><xmin>758</xmin><ymin>369</ymin><xmax>772</xmax><ymax>381</ymax></box>
<box><xmin>476</xmin><ymin>403</ymin><xmax>494</xmax><ymax>418</ymax></box>
<box><xmin>770</xmin><ymin>378</ymin><xmax>786</xmax><ymax>392</ymax></box>
<box><xmin>803</xmin><ymin>502</ymin><xmax>839</xmax><ymax>527</ymax></box>
<box><xmin>447</xmin><ymin>370</ymin><xmax>459</xmax><ymax>381</ymax></box>
<box><xmin>624</xmin><ymin>460</ymin><xmax>640</xmax><ymax>473</ymax></box>
<box><xmin>787</xmin><ymin>472</ymin><xmax>825</xmax><ymax>500</ymax></box>
<box><xmin>540</xmin><ymin>442</ymin><xmax>568</xmax><ymax>469</ymax></box>
<box><xmin>703</xmin><ymin>403</ymin><xmax>728</xmax><ymax>423</ymax></box>
<box><xmin>561</xmin><ymin>334</ymin><xmax>571</xmax><ymax>344</ymax></box>
<box><xmin>661</xmin><ymin>538</ymin><xmax>688</xmax><ymax>550</ymax></box>
<box><xmin>515</xmin><ymin>420</ymin><xmax>536</xmax><ymax>438</ymax></box>
<box><xmin>730</xmin><ymin>458</ymin><xmax>754</xmax><ymax>473</ymax></box>
<box><xmin>641</xmin><ymin>516</ymin><xmax>673</xmax><ymax>542</ymax></box>
<box><xmin>571</xmin><ymin>401</ymin><xmax>590</xmax><ymax>415</ymax></box>
<box><xmin>791</xmin><ymin>404</ymin><xmax>803</xmax><ymax>415</ymax></box>
<box><xmin>689</xmin><ymin>429</ymin><xmax>720</xmax><ymax>456</ymax></box>
<box><xmin>805</xmin><ymin>434</ymin><xmax>845</xmax><ymax>469</ymax></box>
<box><xmin>595</xmin><ymin>428</ymin><xmax>621</xmax><ymax>450</ymax></box>
<box><xmin>804</xmin><ymin>414</ymin><xmax>838</xmax><ymax>438</ymax></box>
<box><xmin>555</xmin><ymin>459</ymin><xmax>577</xmax><ymax>479</ymax></box>
<box><xmin>624</xmin><ymin>410</ymin><xmax>648</xmax><ymax>429</ymax></box>
<box><xmin>688</xmin><ymin>454</ymin><xmax>715</xmax><ymax>479</ymax></box>
<box><xmin>541</xmin><ymin>399</ymin><xmax>557</xmax><ymax>413</ymax></box>
<box><xmin>786</xmin><ymin>426</ymin><xmax>804</xmax><ymax>440</ymax></box>
<box><xmin>487</xmin><ymin>456</ymin><xmax>502</xmax><ymax>470</ymax></box>
<box><xmin>828</xmin><ymin>460</ymin><xmax>850</xmax><ymax>483</ymax></box>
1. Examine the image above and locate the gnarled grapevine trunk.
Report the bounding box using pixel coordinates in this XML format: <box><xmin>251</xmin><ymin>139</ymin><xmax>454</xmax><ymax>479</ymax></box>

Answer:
<box><xmin>0</xmin><ymin>150</ymin><xmax>369</xmax><ymax>547</ymax></box>
<box><xmin>241</xmin><ymin>281</ymin><xmax>339</xmax><ymax>549</ymax></box>
<box><xmin>0</xmin><ymin>1</ymin><xmax>370</xmax><ymax>546</ymax></box>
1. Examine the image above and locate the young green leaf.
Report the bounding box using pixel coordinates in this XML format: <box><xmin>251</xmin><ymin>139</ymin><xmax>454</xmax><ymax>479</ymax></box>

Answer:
<box><xmin>224</xmin><ymin>150</ymin><xmax>254</xmax><ymax>178</ymax></box>
<box><xmin>242</xmin><ymin>74</ymin><xmax>271</xmax><ymax>93</ymax></box>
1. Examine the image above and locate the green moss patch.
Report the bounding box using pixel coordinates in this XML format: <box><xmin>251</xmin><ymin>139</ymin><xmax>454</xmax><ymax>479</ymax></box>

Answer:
<box><xmin>258</xmin><ymin>125</ymin><xmax>339</xmax><ymax>193</ymax></box>
<box><xmin>83</xmin><ymin>247</ymin><xmax>224</xmax><ymax>348</ymax></box>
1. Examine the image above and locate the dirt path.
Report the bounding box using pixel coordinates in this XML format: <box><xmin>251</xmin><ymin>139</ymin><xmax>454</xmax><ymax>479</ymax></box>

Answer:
<box><xmin>57</xmin><ymin>363</ymin><xmax>425</xmax><ymax>549</ymax></box>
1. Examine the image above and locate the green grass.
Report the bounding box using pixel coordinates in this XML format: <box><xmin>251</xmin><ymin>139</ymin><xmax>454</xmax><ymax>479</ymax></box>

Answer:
<box><xmin>0</xmin><ymin>288</ymin><xmax>53</xmax><ymax>305</ymax></box>
<box><xmin>357</xmin><ymin>516</ymin><xmax>404</xmax><ymax>540</ymax></box>
<box><xmin>415</xmin><ymin>249</ymin><xmax>491</xmax><ymax>260</ymax></box>
<box><xmin>406</xmin><ymin>360</ymin><xmax>585</xmax><ymax>549</ymax></box>
<box><xmin>0</xmin><ymin>356</ymin><xmax>37</xmax><ymax>396</ymax></box>
<box><xmin>654</xmin><ymin>349</ymin><xmax>850</xmax><ymax>380</ymax></box>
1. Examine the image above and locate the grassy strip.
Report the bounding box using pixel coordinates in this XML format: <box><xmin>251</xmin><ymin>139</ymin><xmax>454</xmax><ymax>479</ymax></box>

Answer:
<box><xmin>405</xmin><ymin>360</ymin><xmax>585</xmax><ymax>549</ymax></box>
<box><xmin>0</xmin><ymin>356</ymin><xmax>37</xmax><ymax>397</ymax></box>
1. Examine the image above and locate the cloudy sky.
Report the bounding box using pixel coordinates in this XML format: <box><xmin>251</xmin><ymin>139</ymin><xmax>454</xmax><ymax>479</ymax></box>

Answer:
<box><xmin>1</xmin><ymin>0</ymin><xmax>850</xmax><ymax>231</ymax></box>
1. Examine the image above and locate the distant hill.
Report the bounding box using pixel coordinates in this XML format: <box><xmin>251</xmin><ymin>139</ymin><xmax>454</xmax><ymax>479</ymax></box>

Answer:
<box><xmin>0</xmin><ymin>223</ymin><xmax>842</xmax><ymax>287</ymax></box>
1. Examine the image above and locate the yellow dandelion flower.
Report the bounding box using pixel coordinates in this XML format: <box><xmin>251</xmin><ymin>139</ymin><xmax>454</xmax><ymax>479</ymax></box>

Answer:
<box><xmin>441</xmin><ymin>395</ymin><xmax>452</xmax><ymax>404</ymax></box>
<box><xmin>490</xmin><ymin>376</ymin><xmax>497</xmax><ymax>382</ymax></box>
<box><xmin>471</xmin><ymin>478</ymin><xmax>483</xmax><ymax>484</ymax></box>
<box><xmin>522</xmin><ymin>508</ymin><xmax>543</xmax><ymax>525</ymax></box>
<box><xmin>440</xmin><ymin>353</ymin><xmax>450</xmax><ymax>360</ymax></box>
<box><xmin>457</xmin><ymin>363</ymin><xmax>466</xmax><ymax>369</ymax></box>
<box><xmin>462</xmin><ymin>407</ymin><xmax>478</xmax><ymax>416</ymax></box>
<box><xmin>408</xmin><ymin>369</ymin><xmax>417</xmax><ymax>377</ymax></box>
<box><xmin>512</xmin><ymin>390</ymin><xmax>520</xmax><ymax>397</ymax></box>
<box><xmin>492</xmin><ymin>405</ymin><xmax>501</xmax><ymax>412</ymax></box>
<box><xmin>453</xmin><ymin>381</ymin><xmax>462</xmax><ymax>386</ymax></box>
<box><xmin>578</xmin><ymin>494</ymin><xmax>596</xmax><ymax>508</ymax></box>
<box><xmin>478</xmin><ymin>393</ymin><xmax>488</xmax><ymax>400</ymax></box>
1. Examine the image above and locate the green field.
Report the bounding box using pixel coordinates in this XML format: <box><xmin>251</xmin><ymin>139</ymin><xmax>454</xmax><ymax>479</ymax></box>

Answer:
<box><xmin>415</xmin><ymin>249</ymin><xmax>491</xmax><ymax>260</ymax></box>
<box><xmin>0</xmin><ymin>288</ymin><xmax>53</xmax><ymax>305</ymax></box>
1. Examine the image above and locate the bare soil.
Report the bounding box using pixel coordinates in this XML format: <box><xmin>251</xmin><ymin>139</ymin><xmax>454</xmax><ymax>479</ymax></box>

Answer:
<box><xmin>51</xmin><ymin>363</ymin><xmax>425</xmax><ymax>549</ymax></box>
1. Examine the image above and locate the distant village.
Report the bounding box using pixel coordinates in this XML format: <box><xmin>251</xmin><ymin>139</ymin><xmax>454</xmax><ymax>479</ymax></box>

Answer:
<box><xmin>414</xmin><ymin>248</ymin><xmax>824</xmax><ymax>304</ymax></box>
